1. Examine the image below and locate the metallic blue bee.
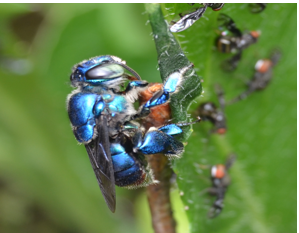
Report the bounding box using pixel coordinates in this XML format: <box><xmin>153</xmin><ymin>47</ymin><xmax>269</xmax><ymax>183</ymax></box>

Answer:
<box><xmin>67</xmin><ymin>55</ymin><xmax>197</xmax><ymax>212</ymax></box>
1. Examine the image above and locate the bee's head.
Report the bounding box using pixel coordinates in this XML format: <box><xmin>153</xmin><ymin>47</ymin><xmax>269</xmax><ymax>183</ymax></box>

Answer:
<box><xmin>70</xmin><ymin>55</ymin><xmax>141</xmax><ymax>88</ymax></box>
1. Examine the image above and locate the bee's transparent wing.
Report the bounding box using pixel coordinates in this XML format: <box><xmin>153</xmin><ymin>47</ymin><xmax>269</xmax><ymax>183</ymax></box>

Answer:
<box><xmin>85</xmin><ymin>115</ymin><xmax>116</xmax><ymax>212</ymax></box>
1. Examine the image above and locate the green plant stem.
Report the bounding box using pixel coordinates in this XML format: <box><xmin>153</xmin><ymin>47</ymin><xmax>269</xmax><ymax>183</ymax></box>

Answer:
<box><xmin>145</xmin><ymin>3</ymin><xmax>203</xmax><ymax>233</ymax></box>
<box><xmin>146</xmin><ymin>3</ymin><xmax>202</xmax><ymax>139</ymax></box>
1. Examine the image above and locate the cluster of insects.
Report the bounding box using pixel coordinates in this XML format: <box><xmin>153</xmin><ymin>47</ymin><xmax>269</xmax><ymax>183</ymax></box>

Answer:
<box><xmin>66</xmin><ymin>3</ymin><xmax>278</xmax><ymax>218</ymax></box>
<box><xmin>170</xmin><ymin>3</ymin><xmax>266</xmax><ymax>33</ymax></box>
<box><xmin>167</xmin><ymin>3</ymin><xmax>279</xmax><ymax>218</ymax></box>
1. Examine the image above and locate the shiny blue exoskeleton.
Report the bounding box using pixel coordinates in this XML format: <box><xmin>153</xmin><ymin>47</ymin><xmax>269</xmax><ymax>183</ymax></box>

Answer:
<box><xmin>67</xmin><ymin>55</ymin><xmax>196</xmax><ymax>212</ymax></box>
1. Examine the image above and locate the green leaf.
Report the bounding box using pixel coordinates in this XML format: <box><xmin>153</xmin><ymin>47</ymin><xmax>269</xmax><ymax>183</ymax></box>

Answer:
<box><xmin>160</xmin><ymin>3</ymin><xmax>296</xmax><ymax>233</ymax></box>
<box><xmin>146</xmin><ymin>3</ymin><xmax>203</xmax><ymax>141</ymax></box>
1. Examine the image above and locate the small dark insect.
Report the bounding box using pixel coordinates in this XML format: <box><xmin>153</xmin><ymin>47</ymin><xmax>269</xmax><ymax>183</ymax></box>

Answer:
<box><xmin>229</xmin><ymin>49</ymin><xmax>281</xmax><ymax>104</ymax></box>
<box><xmin>207</xmin><ymin>155</ymin><xmax>236</xmax><ymax>218</ymax></box>
<box><xmin>206</xmin><ymin>3</ymin><xmax>225</xmax><ymax>11</ymax></box>
<box><xmin>169</xmin><ymin>3</ymin><xmax>225</xmax><ymax>33</ymax></box>
<box><xmin>216</xmin><ymin>13</ymin><xmax>260</xmax><ymax>71</ymax></box>
<box><xmin>248</xmin><ymin>3</ymin><xmax>267</xmax><ymax>13</ymax></box>
<box><xmin>197</xmin><ymin>84</ymin><xmax>227</xmax><ymax>134</ymax></box>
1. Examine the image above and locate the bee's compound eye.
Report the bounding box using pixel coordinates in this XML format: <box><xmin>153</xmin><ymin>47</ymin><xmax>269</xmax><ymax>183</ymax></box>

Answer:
<box><xmin>85</xmin><ymin>64</ymin><xmax>124</xmax><ymax>80</ymax></box>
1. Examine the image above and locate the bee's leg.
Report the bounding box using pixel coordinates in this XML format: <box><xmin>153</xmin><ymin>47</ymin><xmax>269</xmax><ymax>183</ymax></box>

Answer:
<box><xmin>115</xmin><ymin>79</ymin><xmax>150</xmax><ymax>123</ymax></box>
<box><xmin>133</xmin><ymin>118</ymin><xmax>200</xmax><ymax>158</ymax></box>
<box><xmin>133</xmin><ymin>64</ymin><xmax>194</xmax><ymax>120</ymax></box>
<box><xmin>133</xmin><ymin>124</ymin><xmax>184</xmax><ymax>158</ymax></box>
<box><xmin>122</xmin><ymin>80</ymin><xmax>149</xmax><ymax>103</ymax></box>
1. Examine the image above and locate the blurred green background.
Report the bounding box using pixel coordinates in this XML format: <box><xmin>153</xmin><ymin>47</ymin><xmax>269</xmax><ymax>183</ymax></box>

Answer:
<box><xmin>0</xmin><ymin>3</ymin><xmax>296</xmax><ymax>233</ymax></box>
